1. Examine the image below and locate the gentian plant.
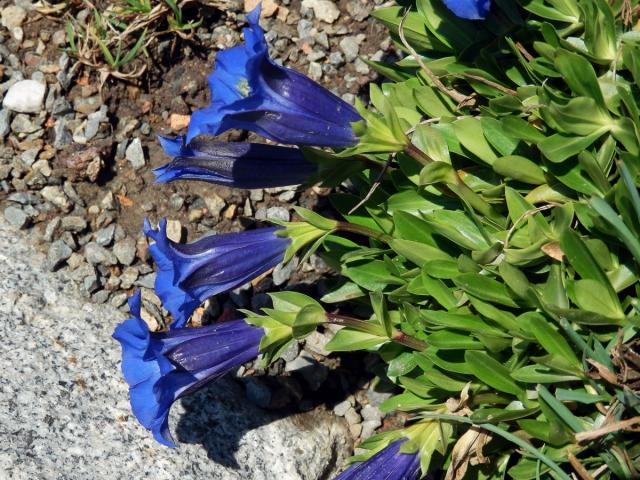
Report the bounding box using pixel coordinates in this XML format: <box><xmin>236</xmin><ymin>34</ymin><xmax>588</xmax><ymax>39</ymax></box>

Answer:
<box><xmin>115</xmin><ymin>0</ymin><xmax>640</xmax><ymax>478</ymax></box>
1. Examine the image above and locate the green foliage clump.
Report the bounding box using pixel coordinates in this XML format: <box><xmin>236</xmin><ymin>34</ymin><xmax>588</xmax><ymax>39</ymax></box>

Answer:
<box><xmin>256</xmin><ymin>0</ymin><xmax>640</xmax><ymax>478</ymax></box>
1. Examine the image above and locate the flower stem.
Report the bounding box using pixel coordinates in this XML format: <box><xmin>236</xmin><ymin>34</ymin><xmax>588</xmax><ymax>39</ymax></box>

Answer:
<box><xmin>325</xmin><ymin>312</ymin><xmax>427</xmax><ymax>351</ymax></box>
<box><xmin>336</xmin><ymin>222</ymin><xmax>393</xmax><ymax>243</ymax></box>
<box><xmin>404</xmin><ymin>142</ymin><xmax>433</xmax><ymax>166</ymax></box>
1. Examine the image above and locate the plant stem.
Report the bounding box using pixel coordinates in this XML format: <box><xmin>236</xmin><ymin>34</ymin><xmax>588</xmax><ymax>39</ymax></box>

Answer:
<box><xmin>336</xmin><ymin>222</ymin><xmax>393</xmax><ymax>243</ymax></box>
<box><xmin>325</xmin><ymin>312</ymin><xmax>427</xmax><ymax>351</ymax></box>
<box><xmin>404</xmin><ymin>142</ymin><xmax>433</xmax><ymax>166</ymax></box>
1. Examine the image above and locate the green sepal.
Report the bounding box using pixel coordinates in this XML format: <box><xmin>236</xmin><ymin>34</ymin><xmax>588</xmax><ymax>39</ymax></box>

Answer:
<box><xmin>339</xmin><ymin>85</ymin><xmax>409</xmax><ymax>156</ymax></box>
<box><xmin>242</xmin><ymin>292</ymin><xmax>325</xmax><ymax>364</ymax></box>
<box><xmin>242</xmin><ymin>312</ymin><xmax>294</xmax><ymax>366</ymax></box>
<box><xmin>274</xmin><ymin>220</ymin><xmax>332</xmax><ymax>263</ymax></box>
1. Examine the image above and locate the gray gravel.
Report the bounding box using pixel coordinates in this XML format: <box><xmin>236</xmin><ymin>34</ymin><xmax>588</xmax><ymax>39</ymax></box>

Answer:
<box><xmin>0</xmin><ymin>217</ymin><xmax>351</xmax><ymax>479</ymax></box>
<box><xmin>0</xmin><ymin>0</ymin><xmax>393</xmax><ymax>451</ymax></box>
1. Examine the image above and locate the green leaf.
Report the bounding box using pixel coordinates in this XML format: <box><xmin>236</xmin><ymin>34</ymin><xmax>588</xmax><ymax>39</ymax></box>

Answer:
<box><xmin>387</xmin><ymin>189</ymin><xmax>456</xmax><ymax>216</ymax></box>
<box><xmin>416</xmin><ymin>0</ymin><xmax>478</xmax><ymax>50</ymax></box>
<box><xmin>292</xmin><ymin>304</ymin><xmax>325</xmax><ymax>339</ymax></box>
<box><xmin>422</xmin><ymin>210</ymin><xmax>492</xmax><ymax>250</ymax></box>
<box><xmin>421</xmin><ymin>310</ymin><xmax>507</xmax><ymax>336</ymax></box>
<box><xmin>591</xmin><ymin>196</ymin><xmax>640</xmax><ymax>265</ymax></box>
<box><xmin>422</xmin><ymin>414</ymin><xmax>572</xmax><ymax>480</ymax></box>
<box><xmin>501</xmin><ymin>116</ymin><xmax>546</xmax><ymax>143</ymax></box>
<box><xmin>389</xmin><ymin>238</ymin><xmax>453</xmax><ymax>267</ymax></box>
<box><xmin>393</xmin><ymin>211</ymin><xmax>436</xmax><ymax>245</ymax></box>
<box><xmin>573</xmin><ymin>279</ymin><xmax>625</xmax><ymax>319</ymax></box>
<box><xmin>325</xmin><ymin>328</ymin><xmax>387</xmax><ymax>351</ymax></box>
<box><xmin>544</xmin><ymin>97</ymin><xmax>612</xmax><ymax>136</ymax></box>
<box><xmin>387</xmin><ymin>352</ymin><xmax>419</xmax><ymax>377</ymax></box>
<box><xmin>343</xmin><ymin>260</ymin><xmax>405</xmax><ymax>291</ymax></box>
<box><xmin>527</xmin><ymin>314</ymin><xmax>582</xmax><ymax>371</ymax></box>
<box><xmin>412</xmin><ymin>125</ymin><xmax>451</xmax><ymax>163</ymax></box>
<box><xmin>422</xmin><ymin>259</ymin><xmax>460</xmax><ymax>279</ymax></box>
<box><xmin>555</xmin><ymin>388</ymin><xmax>609</xmax><ymax>404</ymax></box>
<box><xmin>414</xmin><ymin>86</ymin><xmax>455</xmax><ymax>117</ymax></box>
<box><xmin>482</xmin><ymin>117</ymin><xmax>521</xmax><ymax>156</ymax></box>
<box><xmin>427</xmin><ymin>330</ymin><xmax>484</xmax><ymax>349</ymax></box>
<box><xmin>371</xmin><ymin>6</ymin><xmax>448</xmax><ymax>53</ymax></box>
<box><xmin>454</xmin><ymin>273</ymin><xmax>519</xmax><ymax>307</ymax></box>
<box><xmin>511</xmin><ymin>364</ymin><xmax>580</xmax><ymax>383</ymax></box>
<box><xmin>379</xmin><ymin>391</ymin><xmax>435</xmax><ymax>412</ymax></box>
<box><xmin>539</xmin><ymin>128</ymin><xmax>609</xmax><ymax>163</ymax></box>
<box><xmin>560</xmin><ymin>228</ymin><xmax>615</xmax><ymax>289</ymax></box>
<box><xmin>465</xmin><ymin>351</ymin><xmax>525</xmax><ymax>396</ymax></box>
<box><xmin>493</xmin><ymin>155</ymin><xmax>546</xmax><ymax>185</ymax></box>
<box><xmin>321</xmin><ymin>282</ymin><xmax>366</xmax><ymax>303</ymax></box>
<box><xmin>371</xmin><ymin>291</ymin><xmax>392</xmax><ymax>338</ymax></box>
<box><xmin>419</xmin><ymin>161</ymin><xmax>457</xmax><ymax>185</ymax></box>
<box><xmin>453</xmin><ymin>117</ymin><xmax>499</xmax><ymax>165</ymax></box>
<box><xmin>538</xmin><ymin>385</ymin><xmax>585</xmax><ymax>432</ymax></box>
<box><xmin>419</xmin><ymin>270</ymin><xmax>458</xmax><ymax>309</ymax></box>
<box><xmin>269</xmin><ymin>291</ymin><xmax>321</xmax><ymax>313</ymax></box>
<box><xmin>470</xmin><ymin>407</ymin><xmax>539</xmax><ymax>424</ymax></box>
<box><xmin>498</xmin><ymin>261</ymin><xmax>534</xmax><ymax>303</ymax></box>
<box><xmin>469</xmin><ymin>296</ymin><xmax>525</xmax><ymax>335</ymax></box>
<box><xmin>554</xmin><ymin>49</ymin><xmax>605</xmax><ymax>108</ymax></box>
<box><xmin>418</xmin><ymin>348</ymin><xmax>473</xmax><ymax>374</ymax></box>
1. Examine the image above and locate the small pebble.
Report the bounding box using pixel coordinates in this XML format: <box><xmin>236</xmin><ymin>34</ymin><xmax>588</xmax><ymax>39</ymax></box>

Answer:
<box><xmin>266</xmin><ymin>206</ymin><xmax>290</xmax><ymax>222</ymax></box>
<box><xmin>301</xmin><ymin>0</ymin><xmax>340</xmax><ymax>23</ymax></box>
<box><xmin>110</xmin><ymin>292</ymin><xmax>128</xmax><ymax>308</ymax></box>
<box><xmin>165</xmin><ymin>219</ymin><xmax>183</xmax><ymax>243</ymax></box>
<box><xmin>333</xmin><ymin>400</ymin><xmax>351</xmax><ymax>417</ymax></box>
<box><xmin>47</xmin><ymin>240</ymin><xmax>72</xmax><ymax>271</ymax></box>
<box><xmin>40</xmin><ymin>186</ymin><xmax>72</xmax><ymax>211</ymax></box>
<box><xmin>95</xmin><ymin>224</ymin><xmax>116</xmax><ymax>246</ymax></box>
<box><xmin>92</xmin><ymin>290</ymin><xmax>110</xmax><ymax>304</ymax></box>
<box><xmin>344</xmin><ymin>407</ymin><xmax>361</xmax><ymax>426</ymax></box>
<box><xmin>61</xmin><ymin>216</ymin><xmax>87</xmax><ymax>233</ymax></box>
<box><xmin>113</xmin><ymin>237</ymin><xmax>137</xmax><ymax>266</ymax></box>
<box><xmin>2</xmin><ymin>80</ymin><xmax>46</xmax><ymax>113</ymax></box>
<box><xmin>84</xmin><ymin>242</ymin><xmax>117</xmax><ymax>266</ymax></box>
<box><xmin>169</xmin><ymin>194</ymin><xmax>184</xmax><ymax>211</ymax></box>
<box><xmin>4</xmin><ymin>206</ymin><xmax>29</xmax><ymax>229</ymax></box>
<box><xmin>125</xmin><ymin>138</ymin><xmax>146</xmax><ymax>169</ymax></box>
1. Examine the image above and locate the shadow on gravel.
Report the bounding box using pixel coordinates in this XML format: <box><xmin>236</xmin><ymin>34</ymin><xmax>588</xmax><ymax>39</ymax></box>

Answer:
<box><xmin>174</xmin><ymin>352</ymin><xmax>378</xmax><ymax>468</ymax></box>
<box><xmin>175</xmin><ymin>377</ymin><xmax>286</xmax><ymax>468</ymax></box>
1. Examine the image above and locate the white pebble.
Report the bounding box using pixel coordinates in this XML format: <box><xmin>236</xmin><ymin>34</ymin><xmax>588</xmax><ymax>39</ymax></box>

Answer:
<box><xmin>2</xmin><ymin>80</ymin><xmax>46</xmax><ymax>113</ymax></box>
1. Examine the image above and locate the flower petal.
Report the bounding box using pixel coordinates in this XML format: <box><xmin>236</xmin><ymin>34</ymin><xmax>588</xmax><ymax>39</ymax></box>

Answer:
<box><xmin>442</xmin><ymin>0</ymin><xmax>491</xmax><ymax>19</ymax></box>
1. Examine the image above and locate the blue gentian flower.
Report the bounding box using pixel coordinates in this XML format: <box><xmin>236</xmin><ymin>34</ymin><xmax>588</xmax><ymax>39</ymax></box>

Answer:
<box><xmin>185</xmin><ymin>5</ymin><xmax>362</xmax><ymax>147</ymax></box>
<box><xmin>443</xmin><ymin>0</ymin><xmax>491</xmax><ymax>19</ymax></box>
<box><xmin>113</xmin><ymin>291</ymin><xmax>264</xmax><ymax>447</ymax></box>
<box><xmin>155</xmin><ymin>135</ymin><xmax>316</xmax><ymax>189</ymax></box>
<box><xmin>334</xmin><ymin>439</ymin><xmax>421</xmax><ymax>480</ymax></box>
<box><xmin>144</xmin><ymin>218</ymin><xmax>289</xmax><ymax>328</ymax></box>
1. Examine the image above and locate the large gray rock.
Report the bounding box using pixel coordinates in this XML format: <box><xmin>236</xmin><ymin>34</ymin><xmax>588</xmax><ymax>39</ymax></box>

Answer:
<box><xmin>0</xmin><ymin>218</ymin><xmax>351</xmax><ymax>479</ymax></box>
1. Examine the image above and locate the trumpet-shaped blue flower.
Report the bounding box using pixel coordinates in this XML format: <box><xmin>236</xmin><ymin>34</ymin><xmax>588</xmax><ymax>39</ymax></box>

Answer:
<box><xmin>113</xmin><ymin>291</ymin><xmax>264</xmax><ymax>447</ymax></box>
<box><xmin>443</xmin><ymin>0</ymin><xmax>491</xmax><ymax>19</ymax></box>
<box><xmin>144</xmin><ymin>219</ymin><xmax>289</xmax><ymax>328</ymax></box>
<box><xmin>334</xmin><ymin>439</ymin><xmax>421</xmax><ymax>480</ymax></box>
<box><xmin>155</xmin><ymin>136</ymin><xmax>316</xmax><ymax>189</ymax></box>
<box><xmin>185</xmin><ymin>5</ymin><xmax>362</xmax><ymax>147</ymax></box>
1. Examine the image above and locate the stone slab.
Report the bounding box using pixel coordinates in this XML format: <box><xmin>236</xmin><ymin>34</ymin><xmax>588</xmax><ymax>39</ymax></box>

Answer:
<box><xmin>0</xmin><ymin>218</ymin><xmax>350</xmax><ymax>479</ymax></box>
